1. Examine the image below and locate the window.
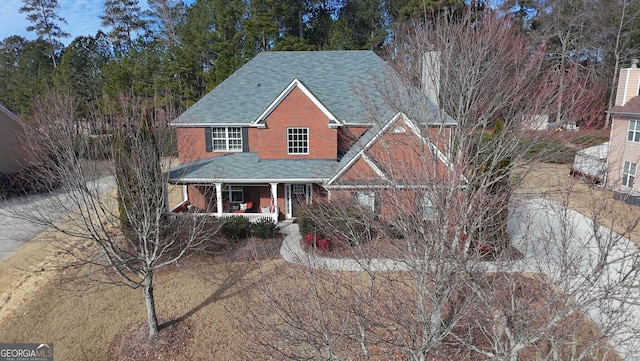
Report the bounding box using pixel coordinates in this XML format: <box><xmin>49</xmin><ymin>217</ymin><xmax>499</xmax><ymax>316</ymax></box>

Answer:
<box><xmin>623</xmin><ymin>161</ymin><xmax>636</xmax><ymax>188</ymax></box>
<box><xmin>287</xmin><ymin>128</ymin><xmax>309</xmax><ymax>154</ymax></box>
<box><xmin>628</xmin><ymin>120</ymin><xmax>640</xmax><ymax>142</ymax></box>
<box><xmin>212</xmin><ymin>127</ymin><xmax>242</xmax><ymax>151</ymax></box>
<box><xmin>355</xmin><ymin>191</ymin><xmax>376</xmax><ymax>212</ymax></box>
<box><xmin>222</xmin><ymin>186</ymin><xmax>244</xmax><ymax>202</ymax></box>
<box><xmin>421</xmin><ymin>195</ymin><xmax>436</xmax><ymax>220</ymax></box>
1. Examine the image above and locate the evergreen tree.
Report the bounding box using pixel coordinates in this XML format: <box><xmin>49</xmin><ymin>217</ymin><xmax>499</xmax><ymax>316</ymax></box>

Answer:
<box><xmin>100</xmin><ymin>0</ymin><xmax>147</xmax><ymax>57</ymax></box>
<box><xmin>145</xmin><ymin>0</ymin><xmax>186</xmax><ymax>48</ymax></box>
<box><xmin>57</xmin><ymin>34</ymin><xmax>110</xmax><ymax>122</ymax></box>
<box><xmin>19</xmin><ymin>0</ymin><xmax>70</xmax><ymax>68</ymax></box>
<box><xmin>339</xmin><ymin>0</ymin><xmax>388</xmax><ymax>50</ymax></box>
<box><xmin>0</xmin><ymin>36</ymin><xmax>27</xmax><ymax>112</ymax></box>
<box><xmin>5</xmin><ymin>39</ymin><xmax>54</xmax><ymax>116</ymax></box>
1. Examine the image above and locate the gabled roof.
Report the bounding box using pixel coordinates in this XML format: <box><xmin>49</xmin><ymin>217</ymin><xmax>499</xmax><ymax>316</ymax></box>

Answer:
<box><xmin>0</xmin><ymin>103</ymin><xmax>30</xmax><ymax>174</ymax></box>
<box><xmin>252</xmin><ymin>79</ymin><xmax>341</xmax><ymax>128</ymax></box>
<box><xmin>172</xmin><ymin>51</ymin><xmax>397</xmax><ymax>126</ymax></box>
<box><xmin>327</xmin><ymin>112</ymin><xmax>454</xmax><ymax>186</ymax></box>
<box><xmin>608</xmin><ymin>96</ymin><xmax>640</xmax><ymax>116</ymax></box>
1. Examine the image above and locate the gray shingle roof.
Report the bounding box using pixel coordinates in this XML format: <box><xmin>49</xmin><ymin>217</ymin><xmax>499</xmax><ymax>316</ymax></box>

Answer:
<box><xmin>168</xmin><ymin>153</ymin><xmax>338</xmax><ymax>183</ymax></box>
<box><xmin>172</xmin><ymin>50</ymin><xmax>396</xmax><ymax>125</ymax></box>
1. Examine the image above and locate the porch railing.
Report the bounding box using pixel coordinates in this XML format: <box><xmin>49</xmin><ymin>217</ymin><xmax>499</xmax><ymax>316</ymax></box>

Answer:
<box><xmin>167</xmin><ymin>206</ymin><xmax>279</xmax><ymax>224</ymax></box>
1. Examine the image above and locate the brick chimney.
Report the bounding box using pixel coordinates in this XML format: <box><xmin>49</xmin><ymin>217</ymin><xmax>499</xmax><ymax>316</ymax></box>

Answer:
<box><xmin>615</xmin><ymin>59</ymin><xmax>640</xmax><ymax>106</ymax></box>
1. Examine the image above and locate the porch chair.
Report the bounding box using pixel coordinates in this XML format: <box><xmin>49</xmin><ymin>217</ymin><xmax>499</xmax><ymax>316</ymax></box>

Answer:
<box><xmin>233</xmin><ymin>200</ymin><xmax>253</xmax><ymax>213</ymax></box>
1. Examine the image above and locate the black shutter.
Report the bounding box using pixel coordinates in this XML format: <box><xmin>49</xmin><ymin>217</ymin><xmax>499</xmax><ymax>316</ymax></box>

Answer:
<box><xmin>242</xmin><ymin>127</ymin><xmax>249</xmax><ymax>152</ymax></box>
<box><xmin>205</xmin><ymin>127</ymin><xmax>212</xmax><ymax>152</ymax></box>
<box><xmin>243</xmin><ymin>187</ymin><xmax>249</xmax><ymax>203</ymax></box>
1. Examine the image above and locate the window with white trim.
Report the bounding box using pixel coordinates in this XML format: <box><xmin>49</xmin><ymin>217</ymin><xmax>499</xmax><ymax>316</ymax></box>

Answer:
<box><xmin>355</xmin><ymin>191</ymin><xmax>376</xmax><ymax>212</ymax></box>
<box><xmin>623</xmin><ymin>161</ymin><xmax>636</xmax><ymax>188</ymax></box>
<box><xmin>421</xmin><ymin>195</ymin><xmax>436</xmax><ymax>220</ymax></box>
<box><xmin>628</xmin><ymin>120</ymin><xmax>640</xmax><ymax>142</ymax></box>
<box><xmin>287</xmin><ymin>127</ymin><xmax>309</xmax><ymax>154</ymax></box>
<box><xmin>212</xmin><ymin>127</ymin><xmax>242</xmax><ymax>151</ymax></box>
<box><xmin>222</xmin><ymin>185</ymin><xmax>244</xmax><ymax>202</ymax></box>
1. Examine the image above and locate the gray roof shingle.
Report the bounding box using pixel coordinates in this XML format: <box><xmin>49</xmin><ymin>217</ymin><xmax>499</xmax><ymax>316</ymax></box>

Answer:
<box><xmin>172</xmin><ymin>51</ymin><xmax>396</xmax><ymax>125</ymax></box>
<box><xmin>168</xmin><ymin>153</ymin><xmax>338</xmax><ymax>183</ymax></box>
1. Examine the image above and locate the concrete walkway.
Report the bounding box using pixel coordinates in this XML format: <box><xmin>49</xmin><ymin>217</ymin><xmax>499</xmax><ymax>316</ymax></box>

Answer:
<box><xmin>278</xmin><ymin>221</ymin><xmax>411</xmax><ymax>271</ymax></box>
<box><xmin>278</xmin><ymin>199</ymin><xmax>640</xmax><ymax>360</ymax></box>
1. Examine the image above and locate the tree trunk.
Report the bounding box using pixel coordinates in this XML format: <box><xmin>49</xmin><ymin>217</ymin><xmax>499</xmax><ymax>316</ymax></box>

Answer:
<box><xmin>143</xmin><ymin>272</ymin><xmax>159</xmax><ymax>337</ymax></box>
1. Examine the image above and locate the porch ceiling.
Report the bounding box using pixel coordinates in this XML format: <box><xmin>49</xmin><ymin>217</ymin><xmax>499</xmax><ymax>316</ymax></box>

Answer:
<box><xmin>168</xmin><ymin>152</ymin><xmax>337</xmax><ymax>184</ymax></box>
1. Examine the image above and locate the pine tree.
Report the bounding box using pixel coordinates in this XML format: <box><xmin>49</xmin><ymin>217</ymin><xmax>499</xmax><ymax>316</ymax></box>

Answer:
<box><xmin>100</xmin><ymin>0</ymin><xmax>147</xmax><ymax>57</ymax></box>
<box><xmin>19</xmin><ymin>0</ymin><xmax>70</xmax><ymax>68</ymax></box>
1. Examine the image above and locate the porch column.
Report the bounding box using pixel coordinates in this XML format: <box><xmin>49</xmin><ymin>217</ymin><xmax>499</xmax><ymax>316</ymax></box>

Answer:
<box><xmin>215</xmin><ymin>183</ymin><xmax>223</xmax><ymax>216</ymax></box>
<box><xmin>270</xmin><ymin>183</ymin><xmax>278</xmax><ymax>211</ymax></box>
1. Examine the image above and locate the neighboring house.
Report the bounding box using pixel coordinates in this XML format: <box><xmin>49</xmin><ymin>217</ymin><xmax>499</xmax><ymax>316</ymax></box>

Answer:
<box><xmin>0</xmin><ymin>103</ymin><xmax>30</xmax><ymax>175</ymax></box>
<box><xmin>607</xmin><ymin>59</ymin><xmax>640</xmax><ymax>205</ymax></box>
<box><xmin>168</xmin><ymin>51</ymin><xmax>456</xmax><ymax>222</ymax></box>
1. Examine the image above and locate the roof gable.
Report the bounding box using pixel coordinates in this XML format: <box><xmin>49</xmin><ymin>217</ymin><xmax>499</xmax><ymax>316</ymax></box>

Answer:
<box><xmin>252</xmin><ymin>79</ymin><xmax>341</xmax><ymax>128</ymax></box>
<box><xmin>609</xmin><ymin>95</ymin><xmax>640</xmax><ymax>116</ymax></box>
<box><xmin>328</xmin><ymin>113</ymin><xmax>453</xmax><ymax>186</ymax></box>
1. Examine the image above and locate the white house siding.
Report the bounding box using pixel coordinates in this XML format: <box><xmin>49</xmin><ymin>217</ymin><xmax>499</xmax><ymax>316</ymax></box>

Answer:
<box><xmin>608</xmin><ymin>116</ymin><xmax>640</xmax><ymax>190</ymax></box>
<box><xmin>615</xmin><ymin>68</ymin><xmax>640</xmax><ymax>107</ymax></box>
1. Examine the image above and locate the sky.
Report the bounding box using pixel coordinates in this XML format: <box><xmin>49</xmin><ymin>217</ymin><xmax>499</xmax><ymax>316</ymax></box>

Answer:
<box><xmin>0</xmin><ymin>0</ymin><xmax>110</xmax><ymax>45</ymax></box>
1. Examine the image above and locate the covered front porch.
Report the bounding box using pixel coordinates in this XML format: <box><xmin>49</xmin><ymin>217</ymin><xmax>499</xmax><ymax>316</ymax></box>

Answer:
<box><xmin>167</xmin><ymin>152</ymin><xmax>335</xmax><ymax>223</ymax></box>
<box><xmin>168</xmin><ymin>182</ymin><xmax>318</xmax><ymax>223</ymax></box>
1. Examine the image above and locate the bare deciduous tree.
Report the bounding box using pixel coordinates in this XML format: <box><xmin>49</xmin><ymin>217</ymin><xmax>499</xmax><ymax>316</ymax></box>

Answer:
<box><xmin>3</xmin><ymin>92</ymin><xmax>217</xmax><ymax>338</ymax></box>
<box><xmin>240</xmin><ymin>12</ymin><xmax>640</xmax><ymax>361</ymax></box>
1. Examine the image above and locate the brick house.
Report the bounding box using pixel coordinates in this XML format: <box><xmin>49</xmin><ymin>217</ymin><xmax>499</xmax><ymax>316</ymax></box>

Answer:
<box><xmin>608</xmin><ymin>59</ymin><xmax>640</xmax><ymax>205</ymax></box>
<box><xmin>168</xmin><ymin>51</ymin><xmax>456</xmax><ymax>221</ymax></box>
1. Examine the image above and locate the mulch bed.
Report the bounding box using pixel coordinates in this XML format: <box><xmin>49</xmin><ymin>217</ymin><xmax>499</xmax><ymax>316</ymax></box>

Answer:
<box><xmin>207</xmin><ymin>234</ymin><xmax>284</xmax><ymax>263</ymax></box>
<box><xmin>108</xmin><ymin>319</ymin><xmax>194</xmax><ymax>361</ymax></box>
<box><xmin>304</xmin><ymin>236</ymin><xmax>523</xmax><ymax>262</ymax></box>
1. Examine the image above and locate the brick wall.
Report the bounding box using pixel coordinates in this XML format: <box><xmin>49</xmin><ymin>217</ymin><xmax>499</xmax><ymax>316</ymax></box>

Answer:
<box><xmin>177</xmin><ymin>127</ymin><xmax>209</xmax><ymax>163</ymax></box>
<box><xmin>248</xmin><ymin>86</ymin><xmax>337</xmax><ymax>160</ymax></box>
<box><xmin>338</xmin><ymin>126</ymin><xmax>369</xmax><ymax>154</ymax></box>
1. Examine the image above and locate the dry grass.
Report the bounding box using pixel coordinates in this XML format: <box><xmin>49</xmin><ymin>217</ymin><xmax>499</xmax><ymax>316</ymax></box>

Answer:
<box><xmin>515</xmin><ymin>162</ymin><xmax>640</xmax><ymax>247</ymax></box>
<box><xmin>0</xmin><ymin>235</ymin><xmax>287</xmax><ymax>360</ymax></box>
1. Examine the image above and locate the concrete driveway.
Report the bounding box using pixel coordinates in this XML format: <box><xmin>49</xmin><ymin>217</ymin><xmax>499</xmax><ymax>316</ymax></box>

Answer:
<box><xmin>0</xmin><ymin>177</ymin><xmax>115</xmax><ymax>261</ymax></box>
<box><xmin>509</xmin><ymin>198</ymin><xmax>640</xmax><ymax>360</ymax></box>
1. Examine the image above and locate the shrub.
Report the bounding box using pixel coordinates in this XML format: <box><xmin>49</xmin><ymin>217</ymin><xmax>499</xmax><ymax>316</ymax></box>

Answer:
<box><xmin>251</xmin><ymin>219</ymin><xmax>277</xmax><ymax>239</ymax></box>
<box><xmin>298</xmin><ymin>202</ymin><xmax>370</xmax><ymax>246</ymax></box>
<box><xmin>387</xmin><ymin>224</ymin><xmax>405</xmax><ymax>239</ymax></box>
<box><xmin>316</xmin><ymin>238</ymin><xmax>331</xmax><ymax>251</ymax></box>
<box><xmin>221</xmin><ymin>216</ymin><xmax>251</xmax><ymax>241</ymax></box>
<box><xmin>297</xmin><ymin>206</ymin><xmax>318</xmax><ymax>236</ymax></box>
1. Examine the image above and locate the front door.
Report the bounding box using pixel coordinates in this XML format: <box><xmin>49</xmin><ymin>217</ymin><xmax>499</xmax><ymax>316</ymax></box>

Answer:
<box><xmin>285</xmin><ymin>184</ymin><xmax>311</xmax><ymax>218</ymax></box>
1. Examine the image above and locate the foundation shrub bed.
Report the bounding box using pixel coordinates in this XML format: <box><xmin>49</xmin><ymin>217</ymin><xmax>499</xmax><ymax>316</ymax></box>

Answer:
<box><xmin>250</xmin><ymin>219</ymin><xmax>277</xmax><ymax>239</ymax></box>
<box><xmin>221</xmin><ymin>216</ymin><xmax>251</xmax><ymax>241</ymax></box>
